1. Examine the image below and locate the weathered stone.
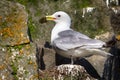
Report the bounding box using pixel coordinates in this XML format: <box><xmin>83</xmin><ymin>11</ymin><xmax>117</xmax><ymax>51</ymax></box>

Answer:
<box><xmin>0</xmin><ymin>1</ymin><xmax>37</xmax><ymax>79</ymax></box>
<box><xmin>39</xmin><ymin>64</ymin><xmax>97</xmax><ymax>80</ymax></box>
<box><xmin>95</xmin><ymin>32</ymin><xmax>114</xmax><ymax>42</ymax></box>
<box><xmin>55</xmin><ymin>64</ymin><xmax>97</xmax><ymax>80</ymax></box>
<box><xmin>0</xmin><ymin>43</ymin><xmax>38</xmax><ymax>80</ymax></box>
<box><xmin>36</xmin><ymin>43</ymin><xmax>55</xmax><ymax>70</ymax></box>
<box><xmin>86</xmin><ymin>55</ymin><xmax>107</xmax><ymax>77</ymax></box>
<box><xmin>0</xmin><ymin>0</ymin><xmax>30</xmax><ymax>46</ymax></box>
<box><xmin>43</xmin><ymin>48</ymin><xmax>56</xmax><ymax>69</ymax></box>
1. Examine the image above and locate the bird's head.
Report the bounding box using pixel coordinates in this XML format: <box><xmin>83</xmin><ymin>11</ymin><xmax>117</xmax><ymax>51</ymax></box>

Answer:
<box><xmin>46</xmin><ymin>11</ymin><xmax>71</xmax><ymax>24</ymax></box>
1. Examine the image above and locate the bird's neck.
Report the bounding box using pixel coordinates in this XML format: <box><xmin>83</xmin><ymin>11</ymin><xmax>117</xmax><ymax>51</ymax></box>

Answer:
<box><xmin>51</xmin><ymin>22</ymin><xmax>71</xmax><ymax>43</ymax></box>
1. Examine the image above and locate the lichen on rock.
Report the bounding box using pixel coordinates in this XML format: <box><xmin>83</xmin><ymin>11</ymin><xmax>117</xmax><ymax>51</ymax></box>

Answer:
<box><xmin>0</xmin><ymin>0</ymin><xmax>30</xmax><ymax>46</ymax></box>
<box><xmin>0</xmin><ymin>43</ymin><xmax>38</xmax><ymax>80</ymax></box>
<box><xmin>0</xmin><ymin>0</ymin><xmax>38</xmax><ymax>80</ymax></box>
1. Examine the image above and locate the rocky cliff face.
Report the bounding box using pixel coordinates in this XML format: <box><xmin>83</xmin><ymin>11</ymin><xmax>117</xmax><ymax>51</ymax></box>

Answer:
<box><xmin>0</xmin><ymin>0</ymin><xmax>119</xmax><ymax>79</ymax></box>
<box><xmin>0</xmin><ymin>0</ymin><xmax>37</xmax><ymax>80</ymax></box>
<box><xmin>0</xmin><ymin>0</ymin><xmax>30</xmax><ymax>46</ymax></box>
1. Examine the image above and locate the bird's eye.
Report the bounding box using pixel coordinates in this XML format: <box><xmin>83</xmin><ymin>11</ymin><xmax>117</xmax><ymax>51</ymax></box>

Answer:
<box><xmin>57</xmin><ymin>15</ymin><xmax>61</xmax><ymax>17</ymax></box>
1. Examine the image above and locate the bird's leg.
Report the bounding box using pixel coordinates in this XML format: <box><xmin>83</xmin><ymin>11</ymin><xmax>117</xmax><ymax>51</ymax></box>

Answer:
<box><xmin>70</xmin><ymin>55</ymin><xmax>74</xmax><ymax>65</ymax></box>
<box><xmin>70</xmin><ymin>55</ymin><xmax>74</xmax><ymax>80</ymax></box>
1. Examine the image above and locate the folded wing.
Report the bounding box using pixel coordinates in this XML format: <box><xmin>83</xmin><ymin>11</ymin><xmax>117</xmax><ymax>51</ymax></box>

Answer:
<box><xmin>53</xmin><ymin>30</ymin><xmax>105</xmax><ymax>51</ymax></box>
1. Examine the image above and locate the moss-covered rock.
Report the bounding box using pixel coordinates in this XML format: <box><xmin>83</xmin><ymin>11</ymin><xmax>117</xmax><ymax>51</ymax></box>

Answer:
<box><xmin>0</xmin><ymin>0</ymin><xmax>38</xmax><ymax>79</ymax></box>
<box><xmin>0</xmin><ymin>0</ymin><xmax>30</xmax><ymax>46</ymax></box>
<box><xmin>0</xmin><ymin>43</ymin><xmax>38</xmax><ymax>80</ymax></box>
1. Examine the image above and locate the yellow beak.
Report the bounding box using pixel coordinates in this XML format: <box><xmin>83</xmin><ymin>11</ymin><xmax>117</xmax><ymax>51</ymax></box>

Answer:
<box><xmin>46</xmin><ymin>15</ymin><xmax>56</xmax><ymax>20</ymax></box>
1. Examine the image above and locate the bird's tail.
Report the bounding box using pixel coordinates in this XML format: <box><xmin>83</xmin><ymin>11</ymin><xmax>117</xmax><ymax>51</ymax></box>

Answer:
<box><xmin>92</xmin><ymin>49</ymin><xmax>113</xmax><ymax>57</ymax></box>
<box><xmin>98</xmin><ymin>50</ymin><xmax>113</xmax><ymax>57</ymax></box>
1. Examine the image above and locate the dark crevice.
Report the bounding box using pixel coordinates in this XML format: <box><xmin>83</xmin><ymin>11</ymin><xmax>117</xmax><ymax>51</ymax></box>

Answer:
<box><xmin>27</xmin><ymin>27</ymin><xmax>33</xmax><ymax>42</ymax></box>
<box><xmin>36</xmin><ymin>44</ymin><xmax>45</xmax><ymax>79</ymax></box>
<box><xmin>36</xmin><ymin>44</ymin><xmax>45</xmax><ymax>70</ymax></box>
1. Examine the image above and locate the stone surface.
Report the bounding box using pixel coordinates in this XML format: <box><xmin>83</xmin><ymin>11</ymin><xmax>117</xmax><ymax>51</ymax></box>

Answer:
<box><xmin>36</xmin><ymin>43</ymin><xmax>55</xmax><ymax>70</ymax></box>
<box><xmin>95</xmin><ymin>32</ymin><xmax>114</xmax><ymax>42</ymax></box>
<box><xmin>0</xmin><ymin>0</ymin><xmax>30</xmax><ymax>46</ymax></box>
<box><xmin>86</xmin><ymin>55</ymin><xmax>107</xmax><ymax>77</ymax></box>
<box><xmin>0</xmin><ymin>0</ymin><xmax>37</xmax><ymax>80</ymax></box>
<box><xmin>39</xmin><ymin>64</ymin><xmax>97</xmax><ymax>80</ymax></box>
<box><xmin>55</xmin><ymin>64</ymin><xmax>97</xmax><ymax>80</ymax></box>
<box><xmin>0</xmin><ymin>43</ymin><xmax>38</xmax><ymax>80</ymax></box>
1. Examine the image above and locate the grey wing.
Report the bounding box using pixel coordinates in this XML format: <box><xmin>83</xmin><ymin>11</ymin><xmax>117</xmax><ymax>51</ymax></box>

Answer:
<box><xmin>54</xmin><ymin>31</ymin><xmax>105</xmax><ymax>51</ymax></box>
<box><xmin>58</xmin><ymin>30</ymin><xmax>90</xmax><ymax>39</ymax></box>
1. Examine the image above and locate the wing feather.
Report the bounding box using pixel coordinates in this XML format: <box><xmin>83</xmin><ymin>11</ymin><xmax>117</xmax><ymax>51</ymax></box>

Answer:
<box><xmin>53</xmin><ymin>30</ymin><xmax>105</xmax><ymax>51</ymax></box>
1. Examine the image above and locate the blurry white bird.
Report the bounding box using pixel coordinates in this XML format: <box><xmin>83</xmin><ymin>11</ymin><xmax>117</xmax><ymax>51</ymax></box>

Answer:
<box><xmin>45</xmin><ymin>11</ymin><xmax>111</xmax><ymax>64</ymax></box>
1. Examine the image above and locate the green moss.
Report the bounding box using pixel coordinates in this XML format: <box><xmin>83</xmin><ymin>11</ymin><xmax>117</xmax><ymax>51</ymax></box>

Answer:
<box><xmin>1</xmin><ymin>21</ymin><xmax>8</xmax><ymax>28</ymax></box>
<box><xmin>28</xmin><ymin>17</ymin><xmax>37</xmax><ymax>39</ymax></box>
<box><xmin>17</xmin><ymin>55</ymin><xmax>23</xmax><ymax>59</ymax></box>
<box><xmin>7</xmin><ymin>44</ymin><xmax>26</xmax><ymax>51</ymax></box>
<box><xmin>28</xmin><ymin>0</ymin><xmax>38</xmax><ymax>5</ymax></box>
<box><xmin>81</xmin><ymin>0</ymin><xmax>92</xmax><ymax>8</ymax></box>
<box><xmin>40</xmin><ymin>77</ymin><xmax>53</xmax><ymax>80</ymax></box>
<box><xmin>71</xmin><ymin>0</ymin><xmax>92</xmax><ymax>9</ymax></box>
<box><xmin>25</xmin><ymin>70</ymin><xmax>29</xmax><ymax>75</ymax></box>
<box><xmin>13</xmin><ymin>45</ymin><xmax>23</xmax><ymax>50</ymax></box>
<box><xmin>35</xmin><ymin>11</ymin><xmax>41</xmax><ymax>16</ymax></box>
<box><xmin>8</xmin><ymin>0</ymin><xmax>38</xmax><ymax>6</ymax></box>
<box><xmin>11</xmin><ymin>61</ymin><xmax>18</xmax><ymax>80</ymax></box>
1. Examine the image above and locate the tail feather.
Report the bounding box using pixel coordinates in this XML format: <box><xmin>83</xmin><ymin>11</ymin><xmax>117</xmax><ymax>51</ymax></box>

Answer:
<box><xmin>97</xmin><ymin>50</ymin><xmax>113</xmax><ymax>57</ymax></box>
<box><xmin>89</xmin><ymin>49</ymin><xmax>113</xmax><ymax>57</ymax></box>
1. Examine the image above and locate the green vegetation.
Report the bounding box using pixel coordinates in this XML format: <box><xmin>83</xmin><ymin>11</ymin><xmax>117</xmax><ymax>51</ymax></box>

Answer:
<box><xmin>71</xmin><ymin>0</ymin><xmax>92</xmax><ymax>9</ymax></box>
<box><xmin>28</xmin><ymin>17</ymin><xmax>37</xmax><ymax>39</ymax></box>
<box><xmin>40</xmin><ymin>77</ymin><xmax>53</xmax><ymax>80</ymax></box>
<box><xmin>12</xmin><ymin>45</ymin><xmax>23</xmax><ymax>50</ymax></box>
<box><xmin>25</xmin><ymin>70</ymin><xmax>29</xmax><ymax>75</ymax></box>
<box><xmin>7</xmin><ymin>0</ymin><xmax>38</xmax><ymax>39</ymax></box>
<box><xmin>8</xmin><ymin>0</ymin><xmax>38</xmax><ymax>6</ymax></box>
<box><xmin>80</xmin><ymin>0</ymin><xmax>92</xmax><ymax>8</ymax></box>
<box><xmin>11</xmin><ymin>60</ymin><xmax>18</xmax><ymax>80</ymax></box>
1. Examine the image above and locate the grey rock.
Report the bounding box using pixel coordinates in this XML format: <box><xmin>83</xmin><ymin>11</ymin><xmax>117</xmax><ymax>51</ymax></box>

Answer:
<box><xmin>0</xmin><ymin>0</ymin><xmax>30</xmax><ymax>46</ymax></box>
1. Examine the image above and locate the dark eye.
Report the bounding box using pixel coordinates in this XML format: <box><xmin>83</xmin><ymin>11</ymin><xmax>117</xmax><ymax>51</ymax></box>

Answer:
<box><xmin>57</xmin><ymin>15</ymin><xmax>61</xmax><ymax>17</ymax></box>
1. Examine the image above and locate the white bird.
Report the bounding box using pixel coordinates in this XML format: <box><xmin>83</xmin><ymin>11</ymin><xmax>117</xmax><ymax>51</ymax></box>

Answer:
<box><xmin>45</xmin><ymin>11</ymin><xmax>111</xmax><ymax>64</ymax></box>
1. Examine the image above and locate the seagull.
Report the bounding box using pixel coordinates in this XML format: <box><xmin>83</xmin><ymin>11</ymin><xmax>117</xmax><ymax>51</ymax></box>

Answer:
<box><xmin>45</xmin><ymin>11</ymin><xmax>112</xmax><ymax>64</ymax></box>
